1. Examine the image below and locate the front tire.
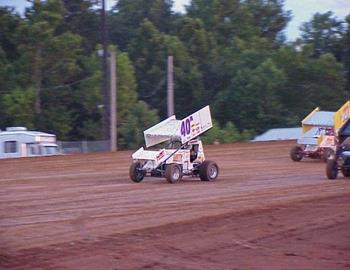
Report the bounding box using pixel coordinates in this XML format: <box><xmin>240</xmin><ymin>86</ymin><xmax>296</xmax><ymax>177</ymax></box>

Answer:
<box><xmin>290</xmin><ymin>145</ymin><xmax>303</xmax><ymax>161</ymax></box>
<box><xmin>165</xmin><ymin>163</ymin><xmax>183</xmax><ymax>184</ymax></box>
<box><xmin>199</xmin><ymin>160</ymin><xmax>219</xmax><ymax>181</ymax></box>
<box><xmin>326</xmin><ymin>159</ymin><xmax>338</xmax><ymax>180</ymax></box>
<box><xmin>129</xmin><ymin>162</ymin><xmax>145</xmax><ymax>183</ymax></box>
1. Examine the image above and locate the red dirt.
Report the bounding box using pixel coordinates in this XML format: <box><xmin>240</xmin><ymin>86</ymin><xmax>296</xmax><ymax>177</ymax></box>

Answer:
<box><xmin>0</xmin><ymin>141</ymin><xmax>349</xmax><ymax>270</ymax></box>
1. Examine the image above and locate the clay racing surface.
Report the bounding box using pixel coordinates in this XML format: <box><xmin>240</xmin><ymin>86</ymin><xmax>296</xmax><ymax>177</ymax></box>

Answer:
<box><xmin>1</xmin><ymin>141</ymin><xmax>350</xmax><ymax>269</ymax></box>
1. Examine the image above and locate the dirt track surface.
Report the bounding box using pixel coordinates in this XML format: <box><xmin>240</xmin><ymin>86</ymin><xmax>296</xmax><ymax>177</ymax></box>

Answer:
<box><xmin>1</xmin><ymin>141</ymin><xmax>350</xmax><ymax>270</ymax></box>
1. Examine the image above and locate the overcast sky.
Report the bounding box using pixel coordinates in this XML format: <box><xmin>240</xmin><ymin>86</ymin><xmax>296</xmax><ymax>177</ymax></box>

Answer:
<box><xmin>1</xmin><ymin>0</ymin><xmax>350</xmax><ymax>40</ymax></box>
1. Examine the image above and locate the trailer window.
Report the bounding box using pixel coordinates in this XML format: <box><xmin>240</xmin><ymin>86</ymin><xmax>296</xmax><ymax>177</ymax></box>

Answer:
<box><xmin>44</xmin><ymin>146</ymin><xmax>58</xmax><ymax>155</ymax></box>
<box><xmin>28</xmin><ymin>144</ymin><xmax>41</xmax><ymax>155</ymax></box>
<box><xmin>4</xmin><ymin>141</ymin><xmax>17</xmax><ymax>153</ymax></box>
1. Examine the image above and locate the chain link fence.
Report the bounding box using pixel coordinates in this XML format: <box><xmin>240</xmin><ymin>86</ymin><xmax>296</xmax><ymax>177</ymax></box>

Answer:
<box><xmin>57</xmin><ymin>140</ymin><xmax>110</xmax><ymax>154</ymax></box>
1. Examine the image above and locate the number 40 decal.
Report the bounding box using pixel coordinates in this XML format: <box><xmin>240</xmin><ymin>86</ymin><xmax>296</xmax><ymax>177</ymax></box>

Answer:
<box><xmin>181</xmin><ymin>116</ymin><xmax>193</xmax><ymax>137</ymax></box>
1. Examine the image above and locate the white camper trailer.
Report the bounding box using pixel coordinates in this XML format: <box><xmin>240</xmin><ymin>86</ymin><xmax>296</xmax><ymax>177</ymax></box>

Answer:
<box><xmin>0</xmin><ymin>127</ymin><xmax>59</xmax><ymax>159</ymax></box>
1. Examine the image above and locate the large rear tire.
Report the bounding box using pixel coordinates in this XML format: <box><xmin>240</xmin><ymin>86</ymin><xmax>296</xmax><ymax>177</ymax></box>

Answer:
<box><xmin>199</xmin><ymin>160</ymin><xmax>219</xmax><ymax>181</ymax></box>
<box><xmin>326</xmin><ymin>159</ymin><xmax>338</xmax><ymax>180</ymax></box>
<box><xmin>165</xmin><ymin>163</ymin><xmax>183</xmax><ymax>184</ymax></box>
<box><xmin>129</xmin><ymin>162</ymin><xmax>145</xmax><ymax>183</ymax></box>
<box><xmin>290</xmin><ymin>145</ymin><xmax>303</xmax><ymax>162</ymax></box>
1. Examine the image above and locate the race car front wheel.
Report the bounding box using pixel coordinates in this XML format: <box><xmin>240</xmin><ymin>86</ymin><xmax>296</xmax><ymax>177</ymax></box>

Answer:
<box><xmin>326</xmin><ymin>159</ymin><xmax>338</xmax><ymax>180</ymax></box>
<box><xmin>290</xmin><ymin>145</ymin><xmax>303</xmax><ymax>162</ymax></box>
<box><xmin>199</xmin><ymin>160</ymin><xmax>219</xmax><ymax>181</ymax></box>
<box><xmin>129</xmin><ymin>162</ymin><xmax>145</xmax><ymax>183</ymax></box>
<box><xmin>165</xmin><ymin>163</ymin><xmax>183</xmax><ymax>184</ymax></box>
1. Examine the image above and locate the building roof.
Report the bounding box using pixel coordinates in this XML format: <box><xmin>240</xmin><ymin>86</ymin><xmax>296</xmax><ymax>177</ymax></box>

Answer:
<box><xmin>252</xmin><ymin>127</ymin><xmax>302</xmax><ymax>142</ymax></box>
<box><xmin>0</xmin><ymin>130</ymin><xmax>55</xmax><ymax>137</ymax></box>
<box><xmin>302</xmin><ymin>111</ymin><xmax>334</xmax><ymax>127</ymax></box>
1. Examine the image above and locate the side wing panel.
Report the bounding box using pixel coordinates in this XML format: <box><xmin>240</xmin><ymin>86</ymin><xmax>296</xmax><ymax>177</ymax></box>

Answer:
<box><xmin>334</xmin><ymin>101</ymin><xmax>350</xmax><ymax>132</ymax></box>
<box><xmin>180</xmin><ymin>106</ymin><xmax>212</xmax><ymax>144</ymax></box>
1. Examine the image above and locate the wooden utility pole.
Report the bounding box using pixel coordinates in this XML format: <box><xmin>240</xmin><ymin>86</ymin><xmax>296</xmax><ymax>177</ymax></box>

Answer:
<box><xmin>167</xmin><ymin>55</ymin><xmax>174</xmax><ymax>117</ymax></box>
<box><xmin>101</xmin><ymin>0</ymin><xmax>109</xmax><ymax>143</ymax></box>
<box><xmin>109</xmin><ymin>47</ymin><xmax>117</xmax><ymax>151</ymax></box>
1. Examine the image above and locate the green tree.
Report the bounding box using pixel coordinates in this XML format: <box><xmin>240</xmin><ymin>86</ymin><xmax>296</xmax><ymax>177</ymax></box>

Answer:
<box><xmin>0</xmin><ymin>7</ymin><xmax>21</xmax><ymax>61</ymax></box>
<box><xmin>60</xmin><ymin>0</ymin><xmax>99</xmax><ymax>54</ymax></box>
<box><xmin>342</xmin><ymin>15</ymin><xmax>350</xmax><ymax>92</ymax></box>
<box><xmin>273</xmin><ymin>46</ymin><xmax>348</xmax><ymax>121</ymax></box>
<box><xmin>68</xmin><ymin>51</ymin><xmax>102</xmax><ymax>140</ymax></box>
<box><xmin>184</xmin><ymin>0</ymin><xmax>291</xmax><ymax>123</ymax></box>
<box><xmin>1</xmin><ymin>87</ymin><xmax>35</xmax><ymax>129</ymax></box>
<box><xmin>116</xmin><ymin>51</ymin><xmax>139</xmax><ymax>120</ymax></box>
<box><xmin>173</xmin><ymin>16</ymin><xmax>219</xmax><ymax>105</ymax></box>
<box><xmin>16</xmin><ymin>0</ymin><xmax>82</xmax><ymax>117</ymax></box>
<box><xmin>186</xmin><ymin>0</ymin><xmax>252</xmax><ymax>45</ymax></box>
<box><xmin>202</xmin><ymin>120</ymin><xmax>253</xmax><ymax>144</ymax></box>
<box><xmin>128</xmin><ymin>19</ymin><xmax>204</xmax><ymax>118</ymax></box>
<box><xmin>108</xmin><ymin>0</ymin><xmax>174</xmax><ymax>50</ymax></box>
<box><xmin>244</xmin><ymin>0</ymin><xmax>291</xmax><ymax>41</ymax></box>
<box><xmin>118</xmin><ymin>101</ymin><xmax>159</xmax><ymax>149</ymax></box>
<box><xmin>70</xmin><ymin>47</ymin><xmax>158</xmax><ymax>148</ymax></box>
<box><xmin>5</xmin><ymin>0</ymin><xmax>85</xmax><ymax>140</ymax></box>
<box><xmin>187</xmin><ymin>0</ymin><xmax>290</xmax><ymax>45</ymax></box>
<box><xmin>0</xmin><ymin>48</ymin><xmax>12</xmax><ymax>96</ymax></box>
<box><xmin>215</xmin><ymin>58</ymin><xmax>287</xmax><ymax>132</ymax></box>
<box><xmin>299</xmin><ymin>11</ymin><xmax>346</xmax><ymax>59</ymax></box>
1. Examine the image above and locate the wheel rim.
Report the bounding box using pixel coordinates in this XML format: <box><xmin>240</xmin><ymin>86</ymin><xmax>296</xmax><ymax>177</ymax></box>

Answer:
<box><xmin>296</xmin><ymin>149</ymin><xmax>303</xmax><ymax>159</ymax></box>
<box><xmin>135</xmin><ymin>165</ymin><xmax>144</xmax><ymax>181</ymax></box>
<box><xmin>209</xmin><ymin>165</ymin><xmax>218</xmax><ymax>179</ymax></box>
<box><xmin>173</xmin><ymin>167</ymin><xmax>180</xmax><ymax>180</ymax></box>
<box><xmin>328</xmin><ymin>151</ymin><xmax>334</xmax><ymax>159</ymax></box>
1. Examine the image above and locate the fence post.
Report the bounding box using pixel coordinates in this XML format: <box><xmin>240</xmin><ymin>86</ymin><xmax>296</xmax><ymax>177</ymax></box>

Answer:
<box><xmin>82</xmin><ymin>140</ymin><xmax>88</xmax><ymax>153</ymax></box>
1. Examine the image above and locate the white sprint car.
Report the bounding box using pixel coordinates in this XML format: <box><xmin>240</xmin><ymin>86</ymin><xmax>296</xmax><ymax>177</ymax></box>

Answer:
<box><xmin>129</xmin><ymin>106</ymin><xmax>219</xmax><ymax>183</ymax></box>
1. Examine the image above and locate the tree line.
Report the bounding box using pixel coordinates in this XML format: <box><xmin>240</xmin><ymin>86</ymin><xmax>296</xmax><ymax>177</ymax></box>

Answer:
<box><xmin>0</xmin><ymin>0</ymin><xmax>349</xmax><ymax>148</ymax></box>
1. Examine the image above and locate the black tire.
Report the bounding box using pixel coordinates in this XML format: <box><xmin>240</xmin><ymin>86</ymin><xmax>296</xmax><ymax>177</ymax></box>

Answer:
<box><xmin>322</xmin><ymin>148</ymin><xmax>335</xmax><ymax>162</ymax></box>
<box><xmin>129</xmin><ymin>162</ymin><xmax>145</xmax><ymax>183</ymax></box>
<box><xmin>341</xmin><ymin>167</ymin><xmax>350</xmax><ymax>177</ymax></box>
<box><xmin>165</xmin><ymin>163</ymin><xmax>183</xmax><ymax>184</ymax></box>
<box><xmin>199</xmin><ymin>160</ymin><xmax>219</xmax><ymax>181</ymax></box>
<box><xmin>326</xmin><ymin>159</ymin><xmax>338</xmax><ymax>180</ymax></box>
<box><xmin>290</xmin><ymin>145</ymin><xmax>303</xmax><ymax>162</ymax></box>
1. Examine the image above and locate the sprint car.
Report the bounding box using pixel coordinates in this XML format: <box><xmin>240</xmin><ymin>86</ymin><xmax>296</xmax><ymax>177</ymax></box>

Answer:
<box><xmin>129</xmin><ymin>106</ymin><xmax>219</xmax><ymax>183</ymax></box>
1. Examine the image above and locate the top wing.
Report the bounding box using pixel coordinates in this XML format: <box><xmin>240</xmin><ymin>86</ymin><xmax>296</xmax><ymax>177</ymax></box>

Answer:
<box><xmin>143</xmin><ymin>106</ymin><xmax>213</xmax><ymax>148</ymax></box>
<box><xmin>144</xmin><ymin>116</ymin><xmax>182</xmax><ymax>148</ymax></box>
<box><xmin>179</xmin><ymin>106</ymin><xmax>212</xmax><ymax>144</ymax></box>
<box><xmin>301</xmin><ymin>107</ymin><xmax>334</xmax><ymax>134</ymax></box>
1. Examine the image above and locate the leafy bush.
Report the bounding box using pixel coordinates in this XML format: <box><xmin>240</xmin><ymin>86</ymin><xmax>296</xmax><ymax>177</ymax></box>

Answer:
<box><xmin>118</xmin><ymin>101</ymin><xmax>159</xmax><ymax>149</ymax></box>
<box><xmin>201</xmin><ymin>121</ymin><xmax>254</xmax><ymax>144</ymax></box>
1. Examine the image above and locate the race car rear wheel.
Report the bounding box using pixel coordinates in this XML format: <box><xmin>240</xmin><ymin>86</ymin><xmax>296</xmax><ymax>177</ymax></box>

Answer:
<box><xmin>290</xmin><ymin>145</ymin><xmax>303</xmax><ymax>162</ymax></box>
<box><xmin>129</xmin><ymin>162</ymin><xmax>145</xmax><ymax>183</ymax></box>
<box><xmin>165</xmin><ymin>163</ymin><xmax>183</xmax><ymax>184</ymax></box>
<box><xmin>199</xmin><ymin>160</ymin><xmax>219</xmax><ymax>181</ymax></box>
<box><xmin>326</xmin><ymin>159</ymin><xmax>338</xmax><ymax>180</ymax></box>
